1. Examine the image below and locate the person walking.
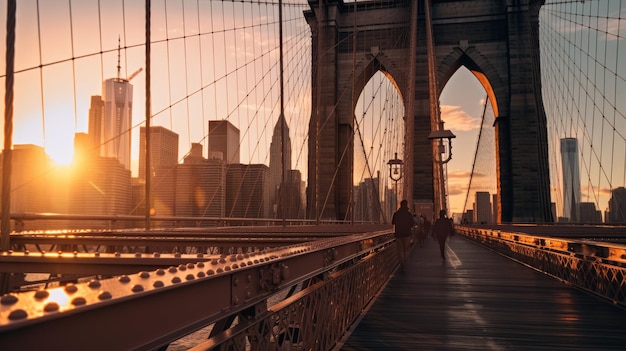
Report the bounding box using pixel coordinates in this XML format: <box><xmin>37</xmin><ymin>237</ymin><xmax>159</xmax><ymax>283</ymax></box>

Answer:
<box><xmin>432</xmin><ymin>209</ymin><xmax>455</xmax><ymax>262</ymax></box>
<box><xmin>392</xmin><ymin>200</ymin><xmax>414</xmax><ymax>271</ymax></box>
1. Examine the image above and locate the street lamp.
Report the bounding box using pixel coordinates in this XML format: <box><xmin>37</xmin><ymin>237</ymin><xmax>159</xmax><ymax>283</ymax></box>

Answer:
<box><xmin>387</xmin><ymin>152</ymin><xmax>404</xmax><ymax>181</ymax></box>
<box><xmin>428</xmin><ymin>120</ymin><xmax>456</xmax><ymax>217</ymax></box>
<box><xmin>427</xmin><ymin>120</ymin><xmax>456</xmax><ymax>164</ymax></box>
<box><xmin>387</xmin><ymin>152</ymin><xmax>403</xmax><ymax>209</ymax></box>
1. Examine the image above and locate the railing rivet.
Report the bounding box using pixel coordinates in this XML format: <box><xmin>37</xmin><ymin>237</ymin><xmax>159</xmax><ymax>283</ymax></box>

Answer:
<box><xmin>34</xmin><ymin>290</ymin><xmax>49</xmax><ymax>300</ymax></box>
<box><xmin>8</xmin><ymin>309</ymin><xmax>27</xmax><ymax>320</ymax></box>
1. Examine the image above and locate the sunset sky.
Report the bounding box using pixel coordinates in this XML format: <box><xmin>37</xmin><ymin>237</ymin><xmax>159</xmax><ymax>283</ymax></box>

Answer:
<box><xmin>0</xmin><ymin>0</ymin><xmax>623</xmax><ymax>219</ymax></box>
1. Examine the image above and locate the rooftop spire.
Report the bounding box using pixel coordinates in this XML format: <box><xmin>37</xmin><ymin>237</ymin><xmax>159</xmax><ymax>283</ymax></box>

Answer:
<box><xmin>116</xmin><ymin>36</ymin><xmax>121</xmax><ymax>80</ymax></box>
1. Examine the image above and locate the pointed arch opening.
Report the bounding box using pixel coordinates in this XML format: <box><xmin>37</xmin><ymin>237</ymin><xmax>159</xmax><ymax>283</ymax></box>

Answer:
<box><xmin>440</xmin><ymin>66</ymin><xmax>497</xmax><ymax>224</ymax></box>
<box><xmin>351</xmin><ymin>68</ymin><xmax>405</xmax><ymax>223</ymax></box>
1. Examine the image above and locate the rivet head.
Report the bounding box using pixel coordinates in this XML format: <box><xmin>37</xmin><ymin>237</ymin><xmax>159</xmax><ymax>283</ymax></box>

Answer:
<box><xmin>178</xmin><ymin>264</ymin><xmax>187</xmax><ymax>271</ymax></box>
<box><xmin>34</xmin><ymin>290</ymin><xmax>50</xmax><ymax>300</ymax></box>
<box><xmin>216</xmin><ymin>268</ymin><xmax>224</xmax><ymax>273</ymax></box>
<box><xmin>196</xmin><ymin>253</ymin><xmax>204</xmax><ymax>258</ymax></box>
<box><xmin>8</xmin><ymin>309</ymin><xmax>27</xmax><ymax>320</ymax></box>
<box><xmin>240</xmin><ymin>262</ymin><xmax>247</xmax><ymax>267</ymax></box>
<box><xmin>219</xmin><ymin>258</ymin><xmax>226</xmax><ymax>264</ymax></box>
<box><xmin>73</xmin><ymin>251</ymin><xmax>78</xmax><ymax>256</ymax></box>
<box><xmin>153</xmin><ymin>281</ymin><xmax>164</xmax><ymax>288</ymax></box>
<box><xmin>171</xmin><ymin>277</ymin><xmax>181</xmax><ymax>284</ymax></box>
<box><xmin>224</xmin><ymin>266</ymin><xmax>231</xmax><ymax>271</ymax></box>
<box><xmin>115</xmin><ymin>252</ymin><xmax>121</xmax><ymax>257</ymax></box>
<box><xmin>44</xmin><ymin>302</ymin><xmax>60</xmax><ymax>313</ymax></box>
<box><xmin>174</xmin><ymin>253</ymin><xmax>181</xmax><ymax>258</ymax></box>
<box><xmin>24</xmin><ymin>250</ymin><xmax>30</xmax><ymax>255</ymax></box>
<box><xmin>168</xmin><ymin>267</ymin><xmax>178</xmax><ymax>273</ymax></box>
<box><xmin>156</xmin><ymin>269</ymin><xmax>165</xmax><ymax>276</ymax></box>
<box><xmin>186</xmin><ymin>263</ymin><xmax>195</xmax><ymax>269</ymax></box>
<box><xmin>64</xmin><ymin>284</ymin><xmax>78</xmax><ymax>294</ymax></box>
<box><xmin>98</xmin><ymin>291</ymin><xmax>112</xmax><ymax>300</ymax></box>
<box><xmin>197</xmin><ymin>262</ymin><xmax>205</xmax><ymax>268</ymax></box>
<box><xmin>207</xmin><ymin>270</ymin><xmax>215</xmax><ymax>275</ymax></box>
<box><xmin>71</xmin><ymin>297</ymin><xmax>87</xmax><ymax>306</ymax></box>
<box><xmin>94</xmin><ymin>252</ymin><xmax>100</xmax><ymax>257</ymax></box>
<box><xmin>211</xmin><ymin>260</ymin><xmax>219</xmax><ymax>266</ymax></box>
<box><xmin>135</xmin><ymin>253</ymin><xmax>142</xmax><ymax>258</ymax></box>
<box><xmin>131</xmin><ymin>284</ymin><xmax>144</xmax><ymax>292</ymax></box>
<box><xmin>153</xmin><ymin>252</ymin><xmax>161</xmax><ymax>258</ymax></box>
<box><xmin>232</xmin><ymin>264</ymin><xmax>239</xmax><ymax>269</ymax></box>
<box><xmin>119</xmin><ymin>276</ymin><xmax>131</xmax><ymax>283</ymax></box>
<box><xmin>185</xmin><ymin>274</ymin><xmax>195</xmax><ymax>281</ymax></box>
<box><xmin>197</xmin><ymin>272</ymin><xmax>206</xmax><ymax>278</ymax></box>
<box><xmin>88</xmin><ymin>280</ymin><xmax>101</xmax><ymax>289</ymax></box>
<box><xmin>139</xmin><ymin>271</ymin><xmax>150</xmax><ymax>279</ymax></box>
<box><xmin>1</xmin><ymin>294</ymin><xmax>19</xmax><ymax>305</ymax></box>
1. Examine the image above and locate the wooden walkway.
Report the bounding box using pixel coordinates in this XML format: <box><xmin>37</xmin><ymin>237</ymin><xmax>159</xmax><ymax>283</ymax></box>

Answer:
<box><xmin>339</xmin><ymin>235</ymin><xmax>626</xmax><ymax>350</ymax></box>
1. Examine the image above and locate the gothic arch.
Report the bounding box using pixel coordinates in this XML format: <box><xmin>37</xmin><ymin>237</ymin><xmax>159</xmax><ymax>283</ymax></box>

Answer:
<box><xmin>306</xmin><ymin>0</ymin><xmax>552</xmax><ymax>223</ymax></box>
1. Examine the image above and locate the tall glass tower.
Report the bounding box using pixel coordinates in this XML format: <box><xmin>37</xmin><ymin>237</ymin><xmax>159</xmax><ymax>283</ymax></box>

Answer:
<box><xmin>102</xmin><ymin>77</ymin><xmax>133</xmax><ymax>170</ymax></box>
<box><xmin>560</xmin><ymin>138</ymin><xmax>580</xmax><ymax>221</ymax></box>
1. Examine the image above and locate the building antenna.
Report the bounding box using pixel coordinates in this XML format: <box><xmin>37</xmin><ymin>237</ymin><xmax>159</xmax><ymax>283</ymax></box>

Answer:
<box><xmin>117</xmin><ymin>36</ymin><xmax>121</xmax><ymax>80</ymax></box>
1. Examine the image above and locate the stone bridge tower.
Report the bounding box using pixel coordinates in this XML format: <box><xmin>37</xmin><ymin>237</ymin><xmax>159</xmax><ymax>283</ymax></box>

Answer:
<box><xmin>306</xmin><ymin>0</ymin><xmax>552</xmax><ymax>223</ymax></box>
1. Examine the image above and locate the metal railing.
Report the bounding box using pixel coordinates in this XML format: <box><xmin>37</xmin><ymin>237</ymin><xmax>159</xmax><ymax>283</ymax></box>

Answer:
<box><xmin>457</xmin><ymin>226</ymin><xmax>626</xmax><ymax>308</ymax></box>
<box><xmin>0</xmin><ymin>228</ymin><xmax>397</xmax><ymax>350</ymax></box>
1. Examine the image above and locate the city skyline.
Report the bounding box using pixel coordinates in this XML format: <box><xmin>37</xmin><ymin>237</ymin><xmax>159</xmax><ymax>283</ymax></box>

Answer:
<box><xmin>0</xmin><ymin>0</ymin><xmax>623</xmax><ymax>220</ymax></box>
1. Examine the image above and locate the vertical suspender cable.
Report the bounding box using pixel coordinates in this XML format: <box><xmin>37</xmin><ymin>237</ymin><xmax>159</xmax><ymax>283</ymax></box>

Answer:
<box><xmin>1</xmin><ymin>0</ymin><xmax>16</xmax><ymax>252</ymax></box>
<box><xmin>313</xmin><ymin>0</ymin><xmax>324</xmax><ymax>223</ymax></box>
<box><xmin>405</xmin><ymin>0</ymin><xmax>418</xmax><ymax>207</ymax></box>
<box><xmin>279</xmin><ymin>0</ymin><xmax>286</xmax><ymax>226</ymax></box>
<box><xmin>1</xmin><ymin>0</ymin><xmax>16</xmax><ymax>294</ymax></box>
<box><xmin>145</xmin><ymin>0</ymin><xmax>151</xmax><ymax>230</ymax></box>
<box><xmin>425</xmin><ymin>0</ymin><xmax>444</xmax><ymax>214</ymax></box>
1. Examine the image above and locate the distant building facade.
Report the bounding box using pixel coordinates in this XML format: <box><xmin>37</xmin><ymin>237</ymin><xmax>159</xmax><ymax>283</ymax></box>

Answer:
<box><xmin>607</xmin><ymin>187</ymin><xmax>626</xmax><ymax>223</ymax></box>
<box><xmin>209</xmin><ymin>120</ymin><xmax>240</xmax><ymax>164</ymax></box>
<box><xmin>269</xmin><ymin>115</ymin><xmax>292</xmax><ymax>218</ymax></box>
<box><xmin>474</xmin><ymin>191</ymin><xmax>492</xmax><ymax>224</ymax></box>
<box><xmin>226</xmin><ymin>164</ymin><xmax>271</xmax><ymax>219</ymax></box>
<box><xmin>560</xmin><ymin>138</ymin><xmax>581</xmax><ymax>222</ymax></box>
<box><xmin>138</xmin><ymin>126</ymin><xmax>179</xmax><ymax>181</ymax></box>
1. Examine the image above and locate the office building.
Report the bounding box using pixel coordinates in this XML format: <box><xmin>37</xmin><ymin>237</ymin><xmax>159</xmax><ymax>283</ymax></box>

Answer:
<box><xmin>174</xmin><ymin>144</ymin><xmax>226</xmax><ymax>220</ymax></box>
<box><xmin>226</xmin><ymin>164</ymin><xmax>271</xmax><ymax>219</ymax></box>
<box><xmin>68</xmin><ymin>156</ymin><xmax>131</xmax><ymax>229</ymax></box>
<box><xmin>474</xmin><ymin>191</ymin><xmax>492</xmax><ymax>224</ymax></box>
<box><xmin>560</xmin><ymin>138</ymin><xmax>581</xmax><ymax>222</ymax></box>
<box><xmin>269</xmin><ymin>115</ymin><xmax>292</xmax><ymax>217</ymax></box>
<box><xmin>209</xmin><ymin>120</ymin><xmax>240</xmax><ymax>164</ymax></box>
<box><xmin>607</xmin><ymin>187</ymin><xmax>626</xmax><ymax>223</ymax></box>
<box><xmin>138</xmin><ymin>126</ymin><xmax>179</xmax><ymax>181</ymax></box>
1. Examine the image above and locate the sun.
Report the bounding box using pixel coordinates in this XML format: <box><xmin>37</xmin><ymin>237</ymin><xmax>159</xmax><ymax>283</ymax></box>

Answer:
<box><xmin>45</xmin><ymin>143</ymin><xmax>74</xmax><ymax>166</ymax></box>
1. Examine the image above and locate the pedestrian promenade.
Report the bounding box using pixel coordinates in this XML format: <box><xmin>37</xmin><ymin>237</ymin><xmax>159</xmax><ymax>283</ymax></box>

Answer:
<box><xmin>339</xmin><ymin>234</ymin><xmax>626</xmax><ymax>350</ymax></box>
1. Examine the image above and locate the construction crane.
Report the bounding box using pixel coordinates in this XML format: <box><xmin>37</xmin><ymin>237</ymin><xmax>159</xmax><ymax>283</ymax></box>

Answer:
<box><xmin>127</xmin><ymin>68</ymin><xmax>143</xmax><ymax>81</ymax></box>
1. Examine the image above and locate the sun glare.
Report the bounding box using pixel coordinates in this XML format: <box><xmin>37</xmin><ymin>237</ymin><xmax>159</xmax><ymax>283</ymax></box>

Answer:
<box><xmin>46</xmin><ymin>145</ymin><xmax>74</xmax><ymax>166</ymax></box>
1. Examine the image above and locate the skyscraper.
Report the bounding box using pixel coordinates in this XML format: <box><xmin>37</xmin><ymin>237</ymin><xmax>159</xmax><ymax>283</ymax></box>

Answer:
<box><xmin>209</xmin><ymin>120</ymin><xmax>240</xmax><ymax>164</ymax></box>
<box><xmin>101</xmin><ymin>76</ymin><xmax>133</xmax><ymax>170</ymax></box>
<box><xmin>560</xmin><ymin>138</ymin><xmax>581</xmax><ymax>222</ymax></box>
<box><xmin>474</xmin><ymin>191</ymin><xmax>492</xmax><ymax>224</ymax></box>
<box><xmin>88</xmin><ymin>95</ymin><xmax>105</xmax><ymax>157</ymax></box>
<box><xmin>138</xmin><ymin>126</ymin><xmax>179</xmax><ymax>181</ymax></box>
<box><xmin>608</xmin><ymin>187</ymin><xmax>626</xmax><ymax>223</ymax></box>
<box><xmin>269</xmin><ymin>115</ymin><xmax>292</xmax><ymax>217</ymax></box>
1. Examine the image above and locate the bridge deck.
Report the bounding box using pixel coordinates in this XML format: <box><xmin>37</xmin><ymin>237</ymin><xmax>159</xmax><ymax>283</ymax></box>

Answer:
<box><xmin>339</xmin><ymin>235</ymin><xmax>626</xmax><ymax>350</ymax></box>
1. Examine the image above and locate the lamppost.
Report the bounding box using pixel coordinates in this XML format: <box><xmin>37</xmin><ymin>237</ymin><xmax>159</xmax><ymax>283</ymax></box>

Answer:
<box><xmin>387</xmin><ymin>152</ymin><xmax>403</xmax><ymax>209</ymax></box>
<box><xmin>428</xmin><ymin>120</ymin><xmax>456</xmax><ymax>216</ymax></box>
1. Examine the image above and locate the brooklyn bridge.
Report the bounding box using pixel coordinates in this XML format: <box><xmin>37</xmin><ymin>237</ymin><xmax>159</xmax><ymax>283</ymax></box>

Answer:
<box><xmin>1</xmin><ymin>1</ymin><xmax>625</xmax><ymax>350</ymax></box>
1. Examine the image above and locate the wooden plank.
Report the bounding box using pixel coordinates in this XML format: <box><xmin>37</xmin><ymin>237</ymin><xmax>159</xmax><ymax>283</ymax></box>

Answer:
<box><xmin>340</xmin><ymin>236</ymin><xmax>626</xmax><ymax>350</ymax></box>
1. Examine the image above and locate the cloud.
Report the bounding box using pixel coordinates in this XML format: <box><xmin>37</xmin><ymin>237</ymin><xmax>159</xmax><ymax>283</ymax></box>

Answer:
<box><xmin>440</xmin><ymin>105</ymin><xmax>480</xmax><ymax>132</ymax></box>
